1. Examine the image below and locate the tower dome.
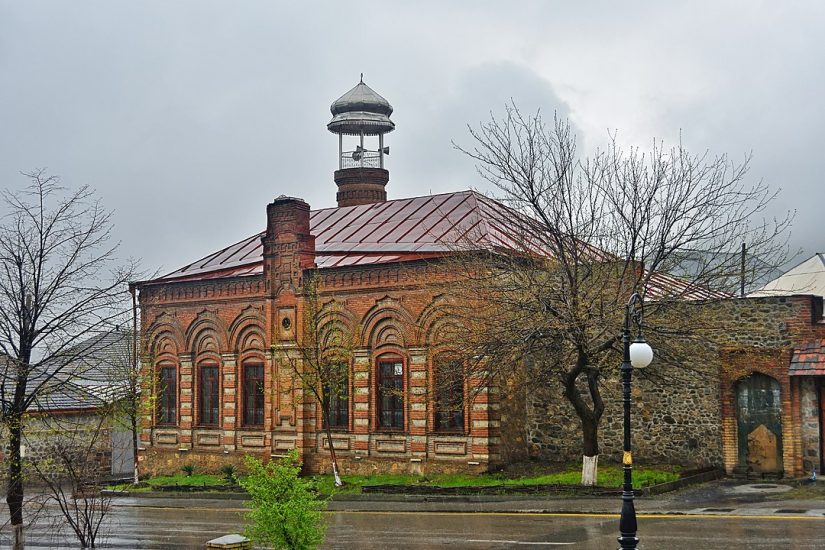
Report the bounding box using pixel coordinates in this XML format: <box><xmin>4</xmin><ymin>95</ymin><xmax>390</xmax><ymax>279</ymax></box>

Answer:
<box><xmin>327</xmin><ymin>77</ymin><xmax>394</xmax><ymax>208</ymax></box>
<box><xmin>328</xmin><ymin>79</ymin><xmax>395</xmax><ymax>136</ymax></box>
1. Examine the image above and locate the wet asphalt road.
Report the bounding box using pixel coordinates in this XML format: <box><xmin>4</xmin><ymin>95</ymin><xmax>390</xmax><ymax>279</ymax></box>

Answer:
<box><xmin>2</xmin><ymin>502</ymin><xmax>824</xmax><ymax>549</ymax></box>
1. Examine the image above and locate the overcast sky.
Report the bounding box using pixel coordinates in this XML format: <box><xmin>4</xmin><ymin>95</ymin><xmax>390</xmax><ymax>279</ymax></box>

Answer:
<box><xmin>1</xmin><ymin>1</ymin><xmax>822</xmax><ymax>274</ymax></box>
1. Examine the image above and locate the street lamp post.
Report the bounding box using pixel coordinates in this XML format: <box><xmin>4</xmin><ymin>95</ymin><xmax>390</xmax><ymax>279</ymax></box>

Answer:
<box><xmin>617</xmin><ymin>292</ymin><xmax>653</xmax><ymax>550</ymax></box>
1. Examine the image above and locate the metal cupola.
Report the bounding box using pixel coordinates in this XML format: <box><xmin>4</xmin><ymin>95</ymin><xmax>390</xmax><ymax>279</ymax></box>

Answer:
<box><xmin>327</xmin><ymin>75</ymin><xmax>394</xmax><ymax>207</ymax></box>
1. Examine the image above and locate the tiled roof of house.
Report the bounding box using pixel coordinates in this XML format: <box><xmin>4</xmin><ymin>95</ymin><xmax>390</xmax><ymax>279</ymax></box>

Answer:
<box><xmin>25</xmin><ymin>330</ymin><xmax>135</xmax><ymax>412</ymax></box>
<box><xmin>790</xmin><ymin>339</ymin><xmax>825</xmax><ymax>376</ymax></box>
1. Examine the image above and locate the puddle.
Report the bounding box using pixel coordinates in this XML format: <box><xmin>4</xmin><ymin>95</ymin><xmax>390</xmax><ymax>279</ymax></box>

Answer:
<box><xmin>730</xmin><ymin>484</ymin><xmax>793</xmax><ymax>494</ymax></box>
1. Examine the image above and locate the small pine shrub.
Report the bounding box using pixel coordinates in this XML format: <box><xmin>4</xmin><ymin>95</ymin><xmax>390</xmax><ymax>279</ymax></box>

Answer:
<box><xmin>220</xmin><ymin>464</ymin><xmax>237</xmax><ymax>484</ymax></box>
<box><xmin>239</xmin><ymin>450</ymin><xmax>327</xmax><ymax>550</ymax></box>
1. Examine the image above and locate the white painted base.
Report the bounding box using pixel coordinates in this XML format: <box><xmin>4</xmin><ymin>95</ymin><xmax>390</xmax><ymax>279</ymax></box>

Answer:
<box><xmin>581</xmin><ymin>455</ymin><xmax>599</xmax><ymax>486</ymax></box>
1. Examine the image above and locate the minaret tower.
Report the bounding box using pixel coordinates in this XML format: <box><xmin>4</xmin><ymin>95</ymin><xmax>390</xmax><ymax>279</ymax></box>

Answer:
<box><xmin>327</xmin><ymin>76</ymin><xmax>395</xmax><ymax>207</ymax></box>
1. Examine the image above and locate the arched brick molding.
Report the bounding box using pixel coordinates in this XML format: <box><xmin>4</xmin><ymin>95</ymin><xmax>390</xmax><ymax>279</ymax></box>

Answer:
<box><xmin>185</xmin><ymin>310</ymin><xmax>230</xmax><ymax>355</ymax></box>
<box><xmin>144</xmin><ymin>312</ymin><xmax>185</xmax><ymax>359</ymax></box>
<box><xmin>720</xmin><ymin>349</ymin><xmax>799</xmax><ymax>476</ymax></box>
<box><xmin>229</xmin><ymin>306</ymin><xmax>267</xmax><ymax>354</ymax></box>
<box><xmin>361</xmin><ymin>296</ymin><xmax>414</xmax><ymax>350</ymax></box>
<box><xmin>317</xmin><ymin>300</ymin><xmax>357</xmax><ymax>350</ymax></box>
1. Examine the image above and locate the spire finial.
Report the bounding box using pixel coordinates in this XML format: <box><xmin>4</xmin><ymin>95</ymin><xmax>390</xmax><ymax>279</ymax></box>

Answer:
<box><xmin>360</xmin><ymin>72</ymin><xmax>364</xmax><ymax>83</ymax></box>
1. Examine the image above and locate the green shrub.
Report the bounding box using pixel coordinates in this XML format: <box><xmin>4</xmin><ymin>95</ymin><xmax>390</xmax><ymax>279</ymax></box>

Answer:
<box><xmin>220</xmin><ymin>464</ymin><xmax>237</xmax><ymax>484</ymax></box>
<box><xmin>181</xmin><ymin>463</ymin><xmax>195</xmax><ymax>477</ymax></box>
<box><xmin>239</xmin><ymin>450</ymin><xmax>327</xmax><ymax>550</ymax></box>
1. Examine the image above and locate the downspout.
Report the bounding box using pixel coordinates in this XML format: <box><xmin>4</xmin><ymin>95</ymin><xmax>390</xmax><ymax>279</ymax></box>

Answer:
<box><xmin>129</xmin><ymin>284</ymin><xmax>140</xmax><ymax>484</ymax></box>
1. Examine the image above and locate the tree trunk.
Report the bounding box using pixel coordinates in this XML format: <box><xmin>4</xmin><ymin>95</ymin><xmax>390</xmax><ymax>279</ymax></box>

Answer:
<box><xmin>581</xmin><ymin>414</ymin><xmax>600</xmax><ymax>486</ymax></box>
<box><xmin>562</xmin><ymin>354</ymin><xmax>605</xmax><ymax>487</ymax></box>
<box><xmin>324</xmin><ymin>421</ymin><xmax>342</xmax><ymax>487</ymax></box>
<box><xmin>6</xmin><ymin>417</ymin><xmax>25</xmax><ymax>550</ymax></box>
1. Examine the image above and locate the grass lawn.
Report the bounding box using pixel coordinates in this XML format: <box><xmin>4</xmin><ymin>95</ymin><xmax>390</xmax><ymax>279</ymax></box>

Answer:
<box><xmin>311</xmin><ymin>464</ymin><xmax>681</xmax><ymax>495</ymax></box>
<box><xmin>108</xmin><ymin>473</ymin><xmax>229</xmax><ymax>492</ymax></box>
<box><xmin>109</xmin><ymin>464</ymin><xmax>680</xmax><ymax>495</ymax></box>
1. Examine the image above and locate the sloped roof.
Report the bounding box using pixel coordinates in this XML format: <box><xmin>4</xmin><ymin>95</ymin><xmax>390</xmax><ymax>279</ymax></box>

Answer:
<box><xmin>138</xmin><ymin>189</ymin><xmax>725</xmax><ymax>302</ymax></box>
<box><xmin>26</xmin><ymin>330</ymin><xmax>135</xmax><ymax>412</ymax></box>
<box><xmin>147</xmin><ymin>191</ymin><xmax>524</xmax><ymax>284</ymax></box>
<box><xmin>751</xmin><ymin>253</ymin><xmax>825</xmax><ymax>299</ymax></box>
<box><xmin>790</xmin><ymin>339</ymin><xmax>825</xmax><ymax>376</ymax></box>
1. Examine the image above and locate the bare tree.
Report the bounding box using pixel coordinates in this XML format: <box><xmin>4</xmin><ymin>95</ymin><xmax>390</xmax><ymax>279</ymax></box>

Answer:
<box><xmin>29</xmin><ymin>410</ymin><xmax>113</xmax><ymax>549</ymax></box>
<box><xmin>443</xmin><ymin>107</ymin><xmax>792</xmax><ymax>484</ymax></box>
<box><xmin>0</xmin><ymin>171</ymin><xmax>135</xmax><ymax>548</ymax></box>
<box><xmin>106</xmin><ymin>322</ymin><xmax>142</xmax><ymax>485</ymax></box>
<box><xmin>276</xmin><ymin>272</ymin><xmax>356</xmax><ymax>487</ymax></box>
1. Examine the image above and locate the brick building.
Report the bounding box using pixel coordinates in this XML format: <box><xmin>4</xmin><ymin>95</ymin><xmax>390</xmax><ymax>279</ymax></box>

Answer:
<box><xmin>132</xmin><ymin>80</ymin><xmax>527</xmax><ymax>476</ymax></box>
<box><xmin>133</xmin><ymin>79</ymin><xmax>825</xmax><ymax>479</ymax></box>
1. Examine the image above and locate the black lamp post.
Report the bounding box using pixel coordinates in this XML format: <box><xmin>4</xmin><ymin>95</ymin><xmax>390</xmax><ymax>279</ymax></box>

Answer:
<box><xmin>617</xmin><ymin>292</ymin><xmax>653</xmax><ymax>550</ymax></box>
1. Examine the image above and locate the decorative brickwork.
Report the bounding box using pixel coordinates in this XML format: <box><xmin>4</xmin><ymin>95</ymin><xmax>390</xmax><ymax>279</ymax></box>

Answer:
<box><xmin>137</xmin><ymin>196</ymin><xmax>497</xmax><ymax>478</ymax></box>
<box><xmin>334</xmin><ymin>168</ymin><xmax>388</xmax><ymax>207</ymax></box>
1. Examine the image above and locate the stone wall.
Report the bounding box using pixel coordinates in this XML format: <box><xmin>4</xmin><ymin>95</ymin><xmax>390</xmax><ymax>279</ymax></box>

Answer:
<box><xmin>526</xmin><ymin>295</ymin><xmax>825</xmax><ymax>474</ymax></box>
<box><xmin>527</xmin><ymin>364</ymin><xmax>722</xmax><ymax>467</ymax></box>
<box><xmin>0</xmin><ymin>410</ymin><xmax>113</xmax><ymax>481</ymax></box>
<box><xmin>798</xmin><ymin>378</ymin><xmax>821</xmax><ymax>474</ymax></box>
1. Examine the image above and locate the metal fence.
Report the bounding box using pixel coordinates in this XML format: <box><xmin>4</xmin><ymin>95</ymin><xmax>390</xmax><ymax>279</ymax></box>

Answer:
<box><xmin>341</xmin><ymin>151</ymin><xmax>381</xmax><ymax>169</ymax></box>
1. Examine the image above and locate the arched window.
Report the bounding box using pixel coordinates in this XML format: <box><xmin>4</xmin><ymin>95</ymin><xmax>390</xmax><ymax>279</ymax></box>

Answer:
<box><xmin>323</xmin><ymin>363</ymin><xmax>349</xmax><ymax>430</ymax></box>
<box><xmin>377</xmin><ymin>356</ymin><xmax>404</xmax><ymax>430</ymax></box>
<box><xmin>198</xmin><ymin>362</ymin><xmax>220</xmax><ymax>427</ymax></box>
<box><xmin>156</xmin><ymin>363</ymin><xmax>177</xmax><ymax>425</ymax></box>
<box><xmin>242</xmin><ymin>362</ymin><xmax>265</xmax><ymax>427</ymax></box>
<box><xmin>434</xmin><ymin>355</ymin><xmax>465</xmax><ymax>432</ymax></box>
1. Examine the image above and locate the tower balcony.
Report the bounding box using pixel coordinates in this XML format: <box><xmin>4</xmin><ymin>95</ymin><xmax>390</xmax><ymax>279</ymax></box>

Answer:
<box><xmin>340</xmin><ymin>150</ymin><xmax>383</xmax><ymax>170</ymax></box>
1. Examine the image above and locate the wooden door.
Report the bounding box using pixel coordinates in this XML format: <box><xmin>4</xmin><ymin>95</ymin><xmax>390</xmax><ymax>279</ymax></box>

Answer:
<box><xmin>736</xmin><ymin>373</ymin><xmax>783</xmax><ymax>474</ymax></box>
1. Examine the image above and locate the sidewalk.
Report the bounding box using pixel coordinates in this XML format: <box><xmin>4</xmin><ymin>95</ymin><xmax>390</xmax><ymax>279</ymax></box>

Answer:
<box><xmin>105</xmin><ymin>479</ymin><xmax>825</xmax><ymax>518</ymax></box>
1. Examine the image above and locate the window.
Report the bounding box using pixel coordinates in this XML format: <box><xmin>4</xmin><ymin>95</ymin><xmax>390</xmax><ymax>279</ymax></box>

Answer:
<box><xmin>434</xmin><ymin>356</ymin><xmax>465</xmax><ymax>432</ymax></box>
<box><xmin>323</xmin><ymin>364</ymin><xmax>349</xmax><ymax>430</ymax></box>
<box><xmin>377</xmin><ymin>358</ymin><xmax>404</xmax><ymax>429</ymax></box>
<box><xmin>157</xmin><ymin>365</ymin><xmax>177</xmax><ymax>425</ymax></box>
<box><xmin>198</xmin><ymin>364</ymin><xmax>220</xmax><ymax>426</ymax></box>
<box><xmin>243</xmin><ymin>363</ymin><xmax>265</xmax><ymax>427</ymax></box>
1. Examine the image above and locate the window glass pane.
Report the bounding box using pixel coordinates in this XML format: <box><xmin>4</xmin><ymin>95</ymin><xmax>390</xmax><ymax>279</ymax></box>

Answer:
<box><xmin>158</xmin><ymin>366</ymin><xmax>177</xmax><ymax>425</ymax></box>
<box><xmin>243</xmin><ymin>364</ymin><xmax>264</xmax><ymax>427</ymax></box>
<box><xmin>435</xmin><ymin>357</ymin><xmax>464</xmax><ymax>431</ymax></box>
<box><xmin>378</xmin><ymin>360</ymin><xmax>404</xmax><ymax>429</ymax></box>
<box><xmin>199</xmin><ymin>365</ymin><xmax>219</xmax><ymax>426</ymax></box>
<box><xmin>323</xmin><ymin>364</ymin><xmax>349</xmax><ymax>429</ymax></box>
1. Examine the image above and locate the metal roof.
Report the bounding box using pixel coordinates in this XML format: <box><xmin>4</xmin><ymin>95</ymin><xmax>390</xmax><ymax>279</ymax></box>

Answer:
<box><xmin>751</xmin><ymin>253</ymin><xmax>825</xmax><ymax>300</ymax></box>
<box><xmin>141</xmin><ymin>190</ymin><xmax>725</xmax><ymax>303</ymax></box>
<box><xmin>150</xmin><ymin>190</ymin><xmax>522</xmax><ymax>283</ymax></box>
<box><xmin>328</xmin><ymin>79</ymin><xmax>395</xmax><ymax>136</ymax></box>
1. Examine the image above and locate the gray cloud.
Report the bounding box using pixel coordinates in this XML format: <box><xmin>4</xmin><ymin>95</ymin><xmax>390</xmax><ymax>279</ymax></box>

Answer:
<box><xmin>0</xmin><ymin>1</ymin><xmax>822</xmax><ymax>273</ymax></box>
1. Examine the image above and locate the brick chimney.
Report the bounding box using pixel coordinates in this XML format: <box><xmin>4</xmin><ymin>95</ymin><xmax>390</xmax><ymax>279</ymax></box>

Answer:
<box><xmin>261</xmin><ymin>196</ymin><xmax>315</xmax><ymax>296</ymax></box>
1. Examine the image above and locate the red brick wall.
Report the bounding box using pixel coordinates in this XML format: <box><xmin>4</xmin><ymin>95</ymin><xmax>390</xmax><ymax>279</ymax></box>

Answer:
<box><xmin>136</xmin><ymin>197</ymin><xmax>501</xmax><ymax>478</ymax></box>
